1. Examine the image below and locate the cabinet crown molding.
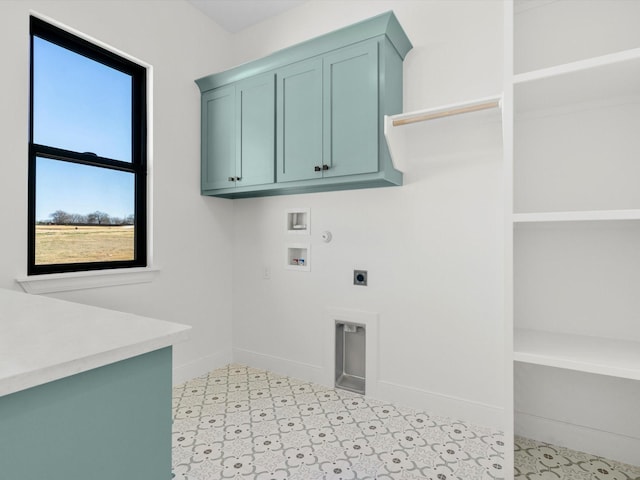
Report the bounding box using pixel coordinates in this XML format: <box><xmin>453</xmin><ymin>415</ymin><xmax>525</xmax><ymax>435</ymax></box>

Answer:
<box><xmin>195</xmin><ymin>11</ymin><xmax>412</xmax><ymax>92</ymax></box>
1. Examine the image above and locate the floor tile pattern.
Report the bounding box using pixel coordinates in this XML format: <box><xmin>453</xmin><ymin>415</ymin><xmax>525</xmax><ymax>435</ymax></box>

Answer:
<box><xmin>515</xmin><ymin>436</ymin><xmax>640</xmax><ymax>480</ymax></box>
<box><xmin>172</xmin><ymin>364</ymin><xmax>505</xmax><ymax>479</ymax></box>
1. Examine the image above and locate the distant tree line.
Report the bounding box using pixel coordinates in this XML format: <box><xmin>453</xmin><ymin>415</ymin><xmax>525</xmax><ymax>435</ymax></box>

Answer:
<box><xmin>37</xmin><ymin>210</ymin><xmax>134</xmax><ymax>226</ymax></box>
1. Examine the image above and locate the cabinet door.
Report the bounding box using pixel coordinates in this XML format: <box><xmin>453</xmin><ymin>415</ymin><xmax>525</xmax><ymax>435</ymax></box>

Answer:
<box><xmin>323</xmin><ymin>41</ymin><xmax>379</xmax><ymax>178</ymax></box>
<box><xmin>277</xmin><ymin>58</ymin><xmax>323</xmax><ymax>182</ymax></box>
<box><xmin>201</xmin><ymin>85</ymin><xmax>236</xmax><ymax>191</ymax></box>
<box><xmin>236</xmin><ymin>74</ymin><xmax>275</xmax><ymax>187</ymax></box>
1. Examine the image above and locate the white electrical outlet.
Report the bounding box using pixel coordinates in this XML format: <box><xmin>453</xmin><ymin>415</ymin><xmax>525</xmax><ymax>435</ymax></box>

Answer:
<box><xmin>263</xmin><ymin>266</ymin><xmax>271</xmax><ymax>280</ymax></box>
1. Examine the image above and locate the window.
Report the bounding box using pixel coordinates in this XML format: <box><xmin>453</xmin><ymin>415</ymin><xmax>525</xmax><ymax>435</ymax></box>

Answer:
<box><xmin>29</xmin><ymin>17</ymin><xmax>147</xmax><ymax>275</ymax></box>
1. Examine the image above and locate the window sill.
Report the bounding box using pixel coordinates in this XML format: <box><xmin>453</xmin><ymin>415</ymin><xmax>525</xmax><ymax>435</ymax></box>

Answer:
<box><xmin>16</xmin><ymin>267</ymin><xmax>160</xmax><ymax>294</ymax></box>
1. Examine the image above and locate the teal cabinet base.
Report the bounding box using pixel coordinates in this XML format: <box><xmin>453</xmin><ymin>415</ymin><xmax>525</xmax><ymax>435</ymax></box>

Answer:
<box><xmin>203</xmin><ymin>169</ymin><xmax>402</xmax><ymax>199</ymax></box>
<box><xmin>0</xmin><ymin>348</ymin><xmax>173</xmax><ymax>480</ymax></box>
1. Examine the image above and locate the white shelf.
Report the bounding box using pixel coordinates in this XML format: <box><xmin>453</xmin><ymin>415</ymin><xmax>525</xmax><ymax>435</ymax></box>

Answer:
<box><xmin>384</xmin><ymin>94</ymin><xmax>503</xmax><ymax>172</ymax></box>
<box><xmin>513</xmin><ymin>209</ymin><xmax>640</xmax><ymax>224</ymax></box>
<box><xmin>514</xmin><ymin>48</ymin><xmax>640</xmax><ymax>113</ymax></box>
<box><xmin>514</xmin><ymin>328</ymin><xmax>640</xmax><ymax>380</ymax></box>
<box><xmin>514</xmin><ymin>47</ymin><xmax>640</xmax><ymax>84</ymax></box>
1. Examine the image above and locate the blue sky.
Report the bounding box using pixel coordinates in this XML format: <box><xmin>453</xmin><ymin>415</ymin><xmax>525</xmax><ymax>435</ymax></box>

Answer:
<box><xmin>36</xmin><ymin>157</ymin><xmax>134</xmax><ymax>221</ymax></box>
<box><xmin>33</xmin><ymin>36</ymin><xmax>134</xmax><ymax>221</ymax></box>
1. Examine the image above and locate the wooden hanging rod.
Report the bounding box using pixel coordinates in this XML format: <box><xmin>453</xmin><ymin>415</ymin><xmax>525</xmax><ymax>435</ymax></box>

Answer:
<box><xmin>392</xmin><ymin>100</ymin><xmax>501</xmax><ymax>127</ymax></box>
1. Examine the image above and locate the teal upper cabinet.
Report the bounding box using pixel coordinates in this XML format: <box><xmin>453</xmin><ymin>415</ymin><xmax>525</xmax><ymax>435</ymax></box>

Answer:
<box><xmin>236</xmin><ymin>74</ymin><xmax>275</xmax><ymax>187</ymax></box>
<box><xmin>201</xmin><ymin>86</ymin><xmax>235</xmax><ymax>191</ymax></box>
<box><xmin>196</xmin><ymin>11</ymin><xmax>412</xmax><ymax>199</ymax></box>
<box><xmin>322</xmin><ymin>41</ymin><xmax>379</xmax><ymax>178</ymax></box>
<box><xmin>277</xmin><ymin>58</ymin><xmax>323</xmax><ymax>183</ymax></box>
<box><xmin>201</xmin><ymin>74</ymin><xmax>275</xmax><ymax>191</ymax></box>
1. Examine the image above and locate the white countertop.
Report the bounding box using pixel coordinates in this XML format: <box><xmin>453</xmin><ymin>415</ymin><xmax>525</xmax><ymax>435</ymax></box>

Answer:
<box><xmin>0</xmin><ymin>288</ymin><xmax>191</xmax><ymax>397</ymax></box>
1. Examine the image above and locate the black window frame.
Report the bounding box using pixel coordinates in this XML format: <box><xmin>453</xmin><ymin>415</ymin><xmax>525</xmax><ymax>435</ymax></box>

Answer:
<box><xmin>28</xmin><ymin>16</ymin><xmax>147</xmax><ymax>275</ymax></box>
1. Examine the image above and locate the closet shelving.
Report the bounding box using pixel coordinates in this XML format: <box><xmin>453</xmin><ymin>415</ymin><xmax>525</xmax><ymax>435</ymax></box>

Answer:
<box><xmin>508</xmin><ymin>0</ymin><xmax>640</xmax><ymax>467</ymax></box>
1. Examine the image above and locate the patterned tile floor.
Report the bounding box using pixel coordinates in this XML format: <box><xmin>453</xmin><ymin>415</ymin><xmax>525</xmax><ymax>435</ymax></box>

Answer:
<box><xmin>515</xmin><ymin>436</ymin><xmax>640</xmax><ymax>480</ymax></box>
<box><xmin>172</xmin><ymin>364</ymin><xmax>505</xmax><ymax>479</ymax></box>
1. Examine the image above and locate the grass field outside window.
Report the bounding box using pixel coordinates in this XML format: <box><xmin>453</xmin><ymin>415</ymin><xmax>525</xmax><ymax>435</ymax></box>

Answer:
<box><xmin>35</xmin><ymin>225</ymin><xmax>134</xmax><ymax>265</ymax></box>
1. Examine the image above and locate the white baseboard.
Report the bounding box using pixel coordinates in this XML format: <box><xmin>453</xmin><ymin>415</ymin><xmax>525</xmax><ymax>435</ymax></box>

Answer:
<box><xmin>173</xmin><ymin>349</ymin><xmax>232</xmax><ymax>385</ymax></box>
<box><xmin>232</xmin><ymin>347</ymin><xmax>326</xmax><ymax>385</ymax></box>
<box><xmin>515</xmin><ymin>411</ymin><xmax>640</xmax><ymax>466</ymax></box>
<box><xmin>377</xmin><ymin>380</ymin><xmax>504</xmax><ymax>430</ymax></box>
<box><xmin>232</xmin><ymin>347</ymin><xmax>504</xmax><ymax>431</ymax></box>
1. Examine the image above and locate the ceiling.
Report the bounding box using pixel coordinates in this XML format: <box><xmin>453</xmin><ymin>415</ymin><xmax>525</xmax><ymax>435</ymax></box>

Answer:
<box><xmin>188</xmin><ymin>0</ymin><xmax>308</xmax><ymax>33</ymax></box>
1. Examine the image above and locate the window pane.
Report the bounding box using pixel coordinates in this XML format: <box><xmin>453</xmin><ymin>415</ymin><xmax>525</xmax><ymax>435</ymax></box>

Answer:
<box><xmin>33</xmin><ymin>36</ymin><xmax>132</xmax><ymax>162</ymax></box>
<box><xmin>35</xmin><ymin>157</ymin><xmax>135</xmax><ymax>265</ymax></box>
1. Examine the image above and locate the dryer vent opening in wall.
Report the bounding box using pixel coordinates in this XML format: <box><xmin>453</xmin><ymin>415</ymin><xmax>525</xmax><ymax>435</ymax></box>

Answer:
<box><xmin>335</xmin><ymin>322</ymin><xmax>366</xmax><ymax>394</ymax></box>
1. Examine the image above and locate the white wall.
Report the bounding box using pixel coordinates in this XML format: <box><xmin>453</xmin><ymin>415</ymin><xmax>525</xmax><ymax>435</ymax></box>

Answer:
<box><xmin>229</xmin><ymin>0</ymin><xmax>505</xmax><ymax>428</ymax></box>
<box><xmin>0</xmin><ymin>0</ymin><xmax>236</xmax><ymax>382</ymax></box>
<box><xmin>0</xmin><ymin>0</ymin><xmax>506</xmax><ymax>429</ymax></box>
